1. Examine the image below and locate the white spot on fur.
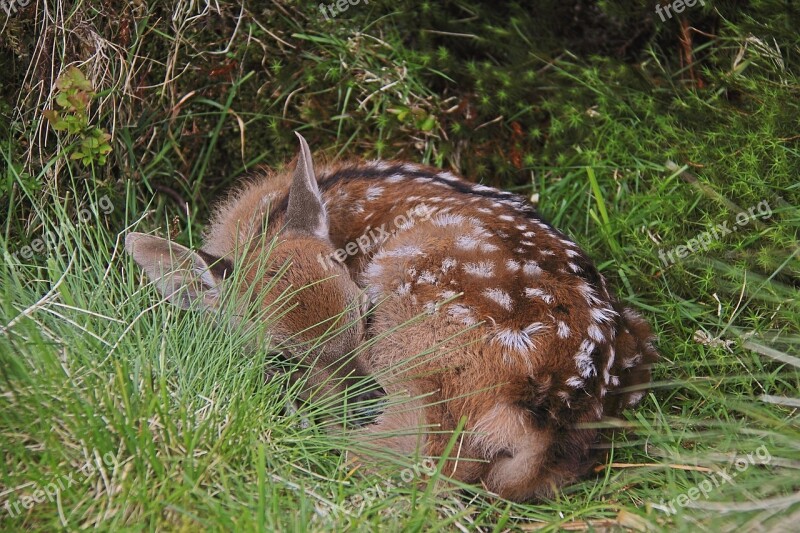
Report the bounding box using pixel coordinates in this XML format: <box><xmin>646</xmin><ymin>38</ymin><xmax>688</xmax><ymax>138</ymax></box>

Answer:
<box><xmin>493</xmin><ymin>328</ymin><xmax>534</xmax><ymax>352</ymax></box>
<box><xmin>539</xmin><ymin>249</ymin><xmax>555</xmax><ymax>256</ymax></box>
<box><xmin>525</xmin><ymin>322</ymin><xmax>548</xmax><ymax>335</ymax></box>
<box><xmin>623</xmin><ymin>308</ymin><xmax>645</xmax><ymax>325</ymax></box>
<box><xmin>433</xmin><ymin>213</ymin><xmax>466</xmax><ymax>227</ymax></box>
<box><xmin>577</xmin><ymin>283</ymin><xmax>602</xmax><ymax>305</ymax></box>
<box><xmin>441</xmin><ymin>257</ymin><xmax>457</xmax><ymax>273</ymax></box>
<box><xmin>626</xmin><ymin>391</ymin><xmax>646</xmax><ymax>406</ymax></box>
<box><xmin>468</xmin><ymin>216</ymin><xmax>486</xmax><ymax>228</ymax></box>
<box><xmin>385</xmin><ymin>245</ymin><xmax>424</xmax><ymax>258</ymax></box>
<box><xmin>396</xmin><ymin>218</ymin><xmax>416</xmax><ymax>232</ymax></box>
<box><xmin>476</xmin><ymin>207</ymin><xmax>494</xmax><ymax>214</ymax></box>
<box><xmin>369</xmin><ymin>160</ymin><xmax>391</xmax><ymax>171</ymax></box>
<box><xmin>523</xmin><ymin>261</ymin><xmax>542</xmax><ymax>276</ymax></box>
<box><xmin>473</xmin><ymin>184</ymin><xmax>494</xmax><ymax>193</ymax></box>
<box><xmin>605</xmin><ymin>346</ymin><xmax>616</xmax><ymax>373</ymax></box>
<box><xmin>363</xmin><ymin>261</ymin><xmax>383</xmax><ymax>280</ymax></box>
<box><xmin>447</xmin><ymin>304</ymin><xmax>477</xmax><ymax>326</ymax></box>
<box><xmin>396</xmin><ymin>282</ymin><xmax>412</xmax><ymax>296</ymax></box>
<box><xmin>568</xmin><ymin>262</ymin><xmax>582</xmax><ymax>273</ymax></box>
<box><xmin>557</xmin><ymin>321</ymin><xmax>571</xmax><ymax>339</ymax></box>
<box><xmin>524</xmin><ymin>288</ymin><xmax>554</xmax><ymax>304</ymax></box>
<box><xmin>575</xmin><ymin>340</ymin><xmax>597</xmax><ymax>378</ymax></box>
<box><xmin>387</xmin><ymin>174</ymin><xmax>405</xmax><ymax>183</ymax></box>
<box><xmin>523</xmin><ymin>231</ymin><xmax>536</xmax><ymax>238</ymax></box>
<box><xmin>480</xmin><ymin>242</ymin><xmax>500</xmax><ymax>253</ymax></box>
<box><xmin>366</xmin><ymin>185</ymin><xmax>385</xmax><ymax>201</ymax></box>
<box><xmin>438</xmin><ymin>171</ymin><xmax>460</xmax><ymax>182</ymax></box>
<box><xmin>499</xmin><ymin>214</ymin><xmax>515</xmax><ymax>222</ymax></box>
<box><xmin>484</xmin><ymin>288</ymin><xmax>513</xmax><ymax>311</ymax></box>
<box><xmin>464</xmin><ymin>261</ymin><xmax>495</xmax><ymax>278</ymax></box>
<box><xmin>506</xmin><ymin>259</ymin><xmax>521</xmax><ymax>273</ymax></box>
<box><xmin>587</xmin><ymin>324</ymin><xmax>605</xmax><ymax>343</ymax></box>
<box><xmin>566</xmin><ymin>376</ymin><xmax>584</xmax><ymax>388</ymax></box>
<box><xmin>456</xmin><ymin>235</ymin><xmax>480</xmax><ymax>250</ymax></box>
<box><xmin>565</xmin><ymin>249</ymin><xmax>580</xmax><ymax>258</ymax></box>
<box><xmin>418</xmin><ymin>270</ymin><xmax>436</xmax><ymax>284</ymax></box>
<box><xmin>590</xmin><ymin>307</ymin><xmax>617</xmax><ymax>324</ymax></box>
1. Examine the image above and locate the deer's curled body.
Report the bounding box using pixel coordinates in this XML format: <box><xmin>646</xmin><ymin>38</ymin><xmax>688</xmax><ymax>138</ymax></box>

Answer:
<box><xmin>126</xmin><ymin>135</ymin><xmax>658</xmax><ymax>502</ymax></box>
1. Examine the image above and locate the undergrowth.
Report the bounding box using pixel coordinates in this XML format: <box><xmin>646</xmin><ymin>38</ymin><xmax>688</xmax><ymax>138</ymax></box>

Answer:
<box><xmin>1</xmin><ymin>0</ymin><xmax>799</xmax><ymax>530</ymax></box>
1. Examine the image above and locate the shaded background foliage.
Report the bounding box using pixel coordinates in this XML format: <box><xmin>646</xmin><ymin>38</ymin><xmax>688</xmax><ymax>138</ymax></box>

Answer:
<box><xmin>1</xmin><ymin>1</ymin><xmax>794</xmax><ymax>195</ymax></box>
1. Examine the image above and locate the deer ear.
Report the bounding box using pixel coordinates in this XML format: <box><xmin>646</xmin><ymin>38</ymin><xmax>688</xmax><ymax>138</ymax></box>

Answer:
<box><xmin>125</xmin><ymin>232</ymin><xmax>230</xmax><ymax>310</ymax></box>
<box><xmin>285</xmin><ymin>132</ymin><xmax>329</xmax><ymax>239</ymax></box>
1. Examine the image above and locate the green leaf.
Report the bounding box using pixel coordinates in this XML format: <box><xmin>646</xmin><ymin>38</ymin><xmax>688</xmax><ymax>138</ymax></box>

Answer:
<box><xmin>419</xmin><ymin>115</ymin><xmax>436</xmax><ymax>132</ymax></box>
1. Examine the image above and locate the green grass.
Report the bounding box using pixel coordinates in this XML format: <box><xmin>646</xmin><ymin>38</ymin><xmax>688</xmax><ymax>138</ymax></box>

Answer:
<box><xmin>1</xmin><ymin>0</ymin><xmax>799</xmax><ymax>530</ymax></box>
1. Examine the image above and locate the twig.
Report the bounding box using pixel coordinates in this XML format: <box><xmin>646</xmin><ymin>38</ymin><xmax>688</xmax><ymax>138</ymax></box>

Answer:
<box><xmin>594</xmin><ymin>462</ymin><xmax>713</xmax><ymax>473</ymax></box>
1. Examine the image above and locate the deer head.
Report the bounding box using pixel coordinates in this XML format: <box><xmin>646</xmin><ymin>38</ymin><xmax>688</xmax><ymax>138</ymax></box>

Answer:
<box><xmin>125</xmin><ymin>134</ymin><xmax>371</xmax><ymax>420</ymax></box>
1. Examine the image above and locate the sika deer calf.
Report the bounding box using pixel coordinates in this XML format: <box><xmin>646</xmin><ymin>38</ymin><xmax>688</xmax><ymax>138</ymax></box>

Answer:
<box><xmin>126</xmin><ymin>134</ymin><xmax>658</xmax><ymax>502</ymax></box>
<box><xmin>125</xmin><ymin>136</ymin><xmax>370</xmax><ymax>414</ymax></box>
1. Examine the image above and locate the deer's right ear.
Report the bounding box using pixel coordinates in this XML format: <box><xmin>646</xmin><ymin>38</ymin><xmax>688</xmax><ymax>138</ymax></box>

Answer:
<box><xmin>285</xmin><ymin>132</ymin><xmax>329</xmax><ymax>240</ymax></box>
<box><xmin>125</xmin><ymin>232</ymin><xmax>230</xmax><ymax>310</ymax></box>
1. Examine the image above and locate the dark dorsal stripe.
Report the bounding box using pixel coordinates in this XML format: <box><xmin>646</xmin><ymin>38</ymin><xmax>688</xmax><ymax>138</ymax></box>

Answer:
<box><xmin>263</xmin><ymin>162</ymin><xmax>599</xmax><ymax>286</ymax></box>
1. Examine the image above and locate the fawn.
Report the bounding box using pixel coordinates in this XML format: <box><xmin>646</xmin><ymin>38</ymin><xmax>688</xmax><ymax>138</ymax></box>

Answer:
<box><xmin>126</xmin><ymin>133</ymin><xmax>658</xmax><ymax>502</ymax></box>
<box><xmin>125</xmin><ymin>135</ymin><xmax>371</xmax><ymax>414</ymax></box>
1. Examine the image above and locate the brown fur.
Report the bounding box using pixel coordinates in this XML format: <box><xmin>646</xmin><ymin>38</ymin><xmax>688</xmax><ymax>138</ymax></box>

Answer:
<box><xmin>126</xmin><ymin>137</ymin><xmax>658</xmax><ymax>501</ymax></box>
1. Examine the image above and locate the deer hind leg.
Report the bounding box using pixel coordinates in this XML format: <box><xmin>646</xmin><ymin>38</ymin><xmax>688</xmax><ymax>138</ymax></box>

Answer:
<box><xmin>351</xmin><ymin>378</ymin><xmax>435</xmax><ymax>458</ymax></box>
<box><xmin>466</xmin><ymin>403</ymin><xmax>557</xmax><ymax>501</ymax></box>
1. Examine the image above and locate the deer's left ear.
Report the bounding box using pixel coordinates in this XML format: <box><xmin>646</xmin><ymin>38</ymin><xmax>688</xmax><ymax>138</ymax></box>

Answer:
<box><xmin>285</xmin><ymin>132</ymin><xmax>329</xmax><ymax>240</ymax></box>
<box><xmin>125</xmin><ymin>232</ymin><xmax>230</xmax><ymax>310</ymax></box>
